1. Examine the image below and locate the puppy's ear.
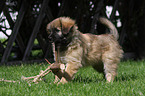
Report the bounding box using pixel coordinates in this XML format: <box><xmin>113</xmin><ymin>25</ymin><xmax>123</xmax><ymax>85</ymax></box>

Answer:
<box><xmin>63</xmin><ymin>25</ymin><xmax>77</xmax><ymax>35</ymax></box>
<box><xmin>46</xmin><ymin>24</ymin><xmax>51</xmax><ymax>34</ymax></box>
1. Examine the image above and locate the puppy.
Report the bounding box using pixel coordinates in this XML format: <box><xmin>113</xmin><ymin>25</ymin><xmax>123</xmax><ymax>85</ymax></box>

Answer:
<box><xmin>46</xmin><ymin>17</ymin><xmax>123</xmax><ymax>84</ymax></box>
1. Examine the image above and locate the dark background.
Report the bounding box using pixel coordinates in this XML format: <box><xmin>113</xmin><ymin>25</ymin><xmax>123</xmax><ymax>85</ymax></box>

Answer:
<box><xmin>0</xmin><ymin>0</ymin><xmax>145</xmax><ymax>65</ymax></box>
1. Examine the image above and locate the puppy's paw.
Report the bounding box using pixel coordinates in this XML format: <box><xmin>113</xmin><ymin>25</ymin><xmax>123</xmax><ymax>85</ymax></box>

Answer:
<box><xmin>57</xmin><ymin>77</ymin><xmax>68</xmax><ymax>85</ymax></box>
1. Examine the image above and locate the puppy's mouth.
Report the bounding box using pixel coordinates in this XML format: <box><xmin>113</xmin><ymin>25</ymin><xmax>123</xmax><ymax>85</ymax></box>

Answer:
<box><xmin>48</xmin><ymin>36</ymin><xmax>68</xmax><ymax>46</ymax></box>
<box><xmin>55</xmin><ymin>38</ymin><xmax>67</xmax><ymax>45</ymax></box>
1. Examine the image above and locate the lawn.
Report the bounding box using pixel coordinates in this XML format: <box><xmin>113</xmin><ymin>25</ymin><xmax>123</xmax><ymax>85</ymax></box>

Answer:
<box><xmin>0</xmin><ymin>60</ymin><xmax>145</xmax><ymax>96</ymax></box>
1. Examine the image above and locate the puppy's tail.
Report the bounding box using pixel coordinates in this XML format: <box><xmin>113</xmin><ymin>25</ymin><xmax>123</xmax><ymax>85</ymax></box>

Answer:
<box><xmin>99</xmin><ymin>17</ymin><xmax>119</xmax><ymax>39</ymax></box>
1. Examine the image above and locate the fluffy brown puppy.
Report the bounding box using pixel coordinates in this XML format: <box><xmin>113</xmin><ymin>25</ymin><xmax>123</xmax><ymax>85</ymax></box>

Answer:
<box><xmin>46</xmin><ymin>17</ymin><xmax>123</xmax><ymax>84</ymax></box>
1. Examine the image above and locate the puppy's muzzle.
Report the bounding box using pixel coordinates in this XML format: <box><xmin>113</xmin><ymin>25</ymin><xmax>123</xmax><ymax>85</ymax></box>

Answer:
<box><xmin>48</xmin><ymin>36</ymin><xmax>53</xmax><ymax>42</ymax></box>
<box><xmin>48</xmin><ymin>34</ymin><xmax>67</xmax><ymax>45</ymax></box>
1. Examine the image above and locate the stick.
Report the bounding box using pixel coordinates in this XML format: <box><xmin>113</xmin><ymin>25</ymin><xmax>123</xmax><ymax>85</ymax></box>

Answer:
<box><xmin>21</xmin><ymin>43</ymin><xmax>65</xmax><ymax>84</ymax></box>
<box><xmin>21</xmin><ymin>75</ymin><xmax>37</xmax><ymax>80</ymax></box>
<box><xmin>45</xmin><ymin>58</ymin><xmax>52</xmax><ymax>65</ymax></box>
<box><xmin>21</xmin><ymin>65</ymin><xmax>52</xmax><ymax>82</ymax></box>
<box><xmin>0</xmin><ymin>78</ymin><xmax>17</xmax><ymax>83</ymax></box>
<box><xmin>42</xmin><ymin>70</ymin><xmax>52</xmax><ymax>77</ymax></box>
<box><xmin>32</xmin><ymin>66</ymin><xmax>51</xmax><ymax>82</ymax></box>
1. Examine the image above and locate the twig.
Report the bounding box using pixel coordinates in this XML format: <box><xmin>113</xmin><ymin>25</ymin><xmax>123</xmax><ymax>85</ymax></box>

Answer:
<box><xmin>21</xmin><ymin>59</ymin><xmax>55</xmax><ymax>83</ymax></box>
<box><xmin>22</xmin><ymin>44</ymin><xmax>65</xmax><ymax>84</ymax></box>
<box><xmin>21</xmin><ymin>66</ymin><xmax>51</xmax><ymax>83</ymax></box>
<box><xmin>45</xmin><ymin>58</ymin><xmax>52</xmax><ymax>65</ymax></box>
<box><xmin>0</xmin><ymin>78</ymin><xmax>18</xmax><ymax>83</ymax></box>
<box><xmin>32</xmin><ymin>66</ymin><xmax>51</xmax><ymax>82</ymax></box>
<box><xmin>21</xmin><ymin>75</ymin><xmax>37</xmax><ymax>80</ymax></box>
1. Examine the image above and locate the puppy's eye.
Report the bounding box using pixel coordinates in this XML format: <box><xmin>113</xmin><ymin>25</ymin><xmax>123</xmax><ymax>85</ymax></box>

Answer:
<box><xmin>47</xmin><ymin>29</ymin><xmax>51</xmax><ymax>34</ymax></box>
<box><xmin>54</xmin><ymin>27</ymin><xmax>61</xmax><ymax>33</ymax></box>
<box><xmin>55</xmin><ymin>28</ymin><xmax>59</xmax><ymax>32</ymax></box>
<box><xmin>47</xmin><ymin>29</ymin><xmax>51</xmax><ymax>32</ymax></box>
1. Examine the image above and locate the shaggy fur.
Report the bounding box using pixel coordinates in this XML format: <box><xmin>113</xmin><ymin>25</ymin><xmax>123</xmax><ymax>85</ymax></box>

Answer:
<box><xmin>46</xmin><ymin>17</ymin><xmax>123</xmax><ymax>84</ymax></box>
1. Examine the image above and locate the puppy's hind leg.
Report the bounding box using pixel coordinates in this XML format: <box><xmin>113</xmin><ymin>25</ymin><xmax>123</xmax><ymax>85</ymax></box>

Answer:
<box><xmin>103</xmin><ymin>59</ymin><xmax>118</xmax><ymax>82</ymax></box>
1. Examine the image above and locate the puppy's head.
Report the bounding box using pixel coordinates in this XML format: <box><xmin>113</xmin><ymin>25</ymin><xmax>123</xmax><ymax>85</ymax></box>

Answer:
<box><xmin>46</xmin><ymin>17</ymin><xmax>77</xmax><ymax>46</ymax></box>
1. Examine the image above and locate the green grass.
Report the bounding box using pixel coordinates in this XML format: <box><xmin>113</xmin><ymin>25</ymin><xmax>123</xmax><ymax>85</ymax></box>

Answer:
<box><xmin>0</xmin><ymin>60</ymin><xmax>145</xmax><ymax>96</ymax></box>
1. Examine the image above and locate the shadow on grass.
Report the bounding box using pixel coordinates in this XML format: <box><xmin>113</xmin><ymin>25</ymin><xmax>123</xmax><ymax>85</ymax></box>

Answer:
<box><xmin>72</xmin><ymin>74</ymin><xmax>138</xmax><ymax>83</ymax></box>
<box><xmin>116</xmin><ymin>74</ymin><xmax>138</xmax><ymax>82</ymax></box>
<box><xmin>72</xmin><ymin>75</ymin><xmax>105</xmax><ymax>83</ymax></box>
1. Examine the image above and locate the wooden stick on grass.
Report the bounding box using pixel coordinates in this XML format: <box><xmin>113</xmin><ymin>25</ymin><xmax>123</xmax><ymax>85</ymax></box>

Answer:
<box><xmin>0</xmin><ymin>78</ymin><xmax>18</xmax><ymax>83</ymax></box>
<box><xmin>21</xmin><ymin>59</ymin><xmax>53</xmax><ymax>83</ymax></box>
<box><xmin>21</xmin><ymin>44</ymin><xmax>65</xmax><ymax>84</ymax></box>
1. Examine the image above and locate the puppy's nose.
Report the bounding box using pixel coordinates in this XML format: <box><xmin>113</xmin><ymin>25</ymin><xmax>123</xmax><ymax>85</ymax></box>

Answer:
<box><xmin>48</xmin><ymin>36</ymin><xmax>51</xmax><ymax>39</ymax></box>
<box><xmin>48</xmin><ymin>36</ymin><xmax>53</xmax><ymax>42</ymax></box>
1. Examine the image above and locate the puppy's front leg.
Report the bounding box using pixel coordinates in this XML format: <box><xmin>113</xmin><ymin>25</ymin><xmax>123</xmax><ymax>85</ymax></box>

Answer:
<box><xmin>58</xmin><ymin>63</ymin><xmax>81</xmax><ymax>84</ymax></box>
<box><xmin>51</xmin><ymin>70</ymin><xmax>64</xmax><ymax>83</ymax></box>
